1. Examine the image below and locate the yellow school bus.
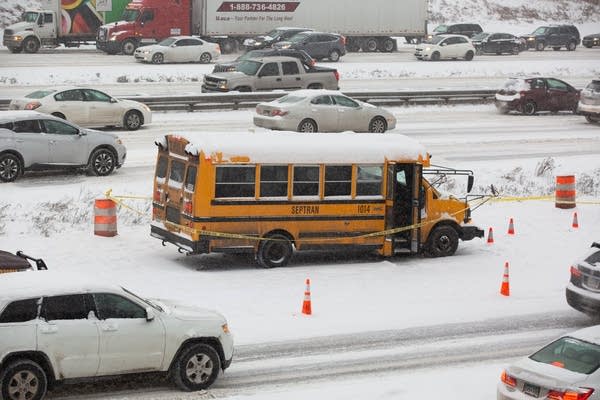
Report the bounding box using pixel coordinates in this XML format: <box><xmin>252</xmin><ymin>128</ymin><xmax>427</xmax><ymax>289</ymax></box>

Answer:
<box><xmin>151</xmin><ymin>131</ymin><xmax>483</xmax><ymax>267</ymax></box>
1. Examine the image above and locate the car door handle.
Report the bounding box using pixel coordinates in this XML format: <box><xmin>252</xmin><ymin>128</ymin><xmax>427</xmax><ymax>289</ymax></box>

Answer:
<box><xmin>100</xmin><ymin>323</ymin><xmax>118</xmax><ymax>332</ymax></box>
<box><xmin>40</xmin><ymin>325</ymin><xmax>58</xmax><ymax>334</ymax></box>
<box><xmin>15</xmin><ymin>139</ymin><xmax>24</xmax><ymax>143</ymax></box>
<box><xmin>276</xmin><ymin>78</ymin><xmax>282</xmax><ymax>81</ymax></box>
<box><xmin>296</xmin><ymin>77</ymin><xmax>301</xmax><ymax>81</ymax></box>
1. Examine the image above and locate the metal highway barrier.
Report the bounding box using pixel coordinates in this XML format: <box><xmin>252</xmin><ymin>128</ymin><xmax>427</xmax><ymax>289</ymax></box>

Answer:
<box><xmin>0</xmin><ymin>89</ymin><xmax>497</xmax><ymax>112</ymax></box>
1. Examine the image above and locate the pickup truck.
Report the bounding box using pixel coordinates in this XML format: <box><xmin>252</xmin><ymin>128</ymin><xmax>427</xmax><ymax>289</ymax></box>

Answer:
<box><xmin>202</xmin><ymin>56</ymin><xmax>340</xmax><ymax>92</ymax></box>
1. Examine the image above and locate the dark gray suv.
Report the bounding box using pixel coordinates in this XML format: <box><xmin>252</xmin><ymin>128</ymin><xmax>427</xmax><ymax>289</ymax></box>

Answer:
<box><xmin>273</xmin><ymin>31</ymin><xmax>346</xmax><ymax>62</ymax></box>
<box><xmin>521</xmin><ymin>25</ymin><xmax>580</xmax><ymax>51</ymax></box>
<box><xmin>212</xmin><ymin>48</ymin><xmax>314</xmax><ymax>73</ymax></box>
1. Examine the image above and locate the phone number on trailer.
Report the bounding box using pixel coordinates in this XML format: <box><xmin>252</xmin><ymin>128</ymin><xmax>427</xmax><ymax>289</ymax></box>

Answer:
<box><xmin>218</xmin><ymin>2</ymin><xmax>299</xmax><ymax>12</ymax></box>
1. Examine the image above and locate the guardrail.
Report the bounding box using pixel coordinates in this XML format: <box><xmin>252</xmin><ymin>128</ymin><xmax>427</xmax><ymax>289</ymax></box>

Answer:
<box><xmin>0</xmin><ymin>89</ymin><xmax>497</xmax><ymax>112</ymax></box>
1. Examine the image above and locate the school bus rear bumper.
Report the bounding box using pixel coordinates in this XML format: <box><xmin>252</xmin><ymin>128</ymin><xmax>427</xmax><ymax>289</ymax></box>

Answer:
<box><xmin>150</xmin><ymin>223</ymin><xmax>209</xmax><ymax>254</ymax></box>
<box><xmin>460</xmin><ymin>226</ymin><xmax>484</xmax><ymax>241</ymax></box>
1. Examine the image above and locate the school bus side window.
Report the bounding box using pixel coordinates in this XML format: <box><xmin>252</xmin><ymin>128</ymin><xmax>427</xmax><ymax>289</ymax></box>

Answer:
<box><xmin>293</xmin><ymin>165</ymin><xmax>319</xmax><ymax>197</ymax></box>
<box><xmin>356</xmin><ymin>165</ymin><xmax>383</xmax><ymax>196</ymax></box>
<box><xmin>260</xmin><ymin>165</ymin><xmax>288</xmax><ymax>197</ymax></box>
<box><xmin>215</xmin><ymin>165</ymin><xmax>256</xmax><ymax>198</ymax></box>
<box><xmin>185</xmin><ymin>166</ymin><xmax>197</xmax><ymax>191</ymax></box>
<box><xmin>324</xmin><ymin>165</ymin><xmax>352</xmax><ymax>197</ymax></box>
<box><xmin>169</xmin><ymin>160</ymin><xmax>185</xmax><ymax>185</ymax></box>
<box><xmin>156</xmin><ymin>156</ymin><xmax>167</xmax><ymax>179</ymax></box>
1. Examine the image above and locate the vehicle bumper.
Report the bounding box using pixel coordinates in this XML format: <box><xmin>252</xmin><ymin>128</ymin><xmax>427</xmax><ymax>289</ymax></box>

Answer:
<box><xmin>495</xmin><ymin>99</ymin><xmax>520</xmax><ymax>112</ymax></box>
<box><xmin>414</xmin><ymin>51</ymin><xmax>430</xmax><ymax>60</ymax></box>
<box><xmin>220</xmin><ymin>333</ymin><xmax>234</xmax><ymax>370</ymax></box>
<box><xmin>134</xmin><ymin>53</ymin><xmax>152</xmax><ymax>62</ymax></box>
<box><xmin>577</xmin><ymin>102</ymin><xmax>600</xmax><ymax>116</ymax></box>
<box><xmin>566</xmin><ymin>283</ymin><xmax>600</xmax><ymax>315</ymax></box>
<box><xmin>96</xmin><ymin>40</ymin><xmax>121</xmax><ymax>54</ymax></box>
<box><xmin>117</xmin><ymin>145</ymin><xmax>127</xmax><ymax>167</ymax></box>
<box><xmin>460</xmin><ymin>226</ymin><xmax>484</xmax><ymax>241</ymax></box>
<box><xmin>150</xmin><ymin>222</ymin><xmax>209</xmax><ymax>254</ymax></box>
<box><xmin>497</xmin><ymin>381</ymin><xmax>525</xmax><ymax>399</ymax></box>
<box><xmin>583</xmin><ymin>38</ymin><xmax>599</xmax><ymax>47</ymax></box>
<box><xmin>3</xmin><ymin>36</ymin><xmax>24</xmax><ymax>48</ymax></box>
<box><xmin>201</xmin><ymin>85</ymin><xmax>229</xmax><ymax>93</ymax></box>
<box><xmin>253</xmin><ymin>115</ymin><xmax>298</xmax><ymax>131</ymax></box>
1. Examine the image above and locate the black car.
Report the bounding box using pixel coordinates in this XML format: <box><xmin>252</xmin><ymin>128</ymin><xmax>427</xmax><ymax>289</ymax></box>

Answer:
<box><xmin>521</xmin><ymin>24</ymin><xmax>580</xmax><ymax>51</ymax></box>
<box><xmin>431</xmin><ymin>23</ymin><xmax>483</xmax><ymax>38</ymax></box>
<box><xmin>212</xmin><ymin>48</ymin><xmax>315</xmax><ymax>73</ymax></box>
<box><xmin>566</xmin><ymin>242</ymin><xmax>600</xmax><ymax>317</ymax></box>
<box><xmin>583</xmin><ymin>33</ymin><xmax>600</xmax><ymax>48</ymax></box>
<box><xmin>243</xmin><ymin>27</ymin><xmax>312</xmax><ymax>50</ymax></box>
<box><xmin>471</xmin><ymin>32</ymin><xmax>523</xmax><ymax>55</ymax></box>
<box><xmin>273</xmin><ymin>31</ymin><xmax>347</xmax><ymax>62</ymax></box>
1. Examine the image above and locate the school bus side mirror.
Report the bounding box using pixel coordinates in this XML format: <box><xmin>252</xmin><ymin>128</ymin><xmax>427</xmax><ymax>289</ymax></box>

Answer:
<box><xmin>467</xmin><ymin>175</ymin><xmax>474</xmax><ymax>193</ymax></box>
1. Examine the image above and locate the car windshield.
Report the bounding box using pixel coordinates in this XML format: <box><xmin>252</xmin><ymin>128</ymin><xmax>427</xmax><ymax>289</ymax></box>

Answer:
<box><xmin>237</xmin><ymin>50</ymin><xmax>267</xmax><ymax>61</ymax></box>
<box><xmin>265</xmin><ymin>29</ymin><xmax>282</xmax><ymax>38</ymax></box>
<box><xmin>502</xmin><ymin>79</ymin><xmax>530</xmax><ymax>91</ymax></box>
<box><xmin>585</xmin><ymin>81</ymin><xmax>600</xmax><ymax>93</ymax></box>
<box><xmin>21</xmin><ymin>12</ymin><xmax>39</xmax><ymax>23</ymax></box>
<box><xmin>530</xmin><ymin>336</ymin><xmax>600</xmax><ymax>374</ymax></box>
<box><xmin>472</xmin><ymin>32</ymin><xmax>490</xmax><ymax>41</ymax></box>
<box><xmin>276</xmin><ymin>95</ymin><xmax>305</xmax><ymax>104</ymax></box>
<box><xmin>585</xmin><ymin>249</ymin><xmax>600</xmax><ymax>266</ymax></box>
<box><xmin>236</xmin><ymin>60</ymin><xmax>262</xmax><ymax>75</ymax></box>
<box><xmin>532</xmin><ymin>27</ymin><xmax>549</xmax><ymax>35</ymax></box>
<box><xmin>434</xmin><ymin>25</ymin><xmax>448</xmax><ymax>33</ymax></box>
<box><xmin>158</xmin><ymin>38</ymin><xmax>177</xmax><ymax>46</ymax></box>
<box><xmin>121</xmin><ymin>9</ymin><xmax>139</xmax><ymax>22</ymax></box>
<box><xmin>121</xmin><ymin>287</ymin><xmax>163</xmax><ymax>312</ymax></box>
<box><xmin>25</xmin><ymin>90</ymin><xmax>56</xmax><ymax>99</ymax></box>
<box><xmin>289</xmin><ymin>33</ymin><xmax>310</xmax><ymax>43</ymax></box>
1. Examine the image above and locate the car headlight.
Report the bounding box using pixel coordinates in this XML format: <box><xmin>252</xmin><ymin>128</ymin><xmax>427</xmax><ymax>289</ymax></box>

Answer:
<box><xmin>116</xmin><ymin>138</ymin><xmax>123</xmax><ymax>145</ymax></box>
<box><xmin>425</xmin><ymin>47</ymin><xmax>431</xmax><ymax>51</ymax></box>
<box><xmin>218</xmin><ymin>80</ymin><xmax>228</xmax><ymax>89</ymax></box>
<box><xmin>142</xmin><ymin>50</ymin><xmax>150</xmax><ymax>54</ymax></box>
<box><xmin>109</xmin><ymin>36</ymin><xmax>118</xmax><ymax>41</ymax></box>
<box><xmin>13</xmin><ymin>35</ymin><xmax>23</xmax><ymax>41</ymax></box>
<box><xmin>528</xmin><ymin>37</ymin><xmax>535</xmax><ymax>41</ymax></box>
<box><xmin>222</xmin><ymin>323</ymin><xmax>230</xmax><ymax>334</ymax></box>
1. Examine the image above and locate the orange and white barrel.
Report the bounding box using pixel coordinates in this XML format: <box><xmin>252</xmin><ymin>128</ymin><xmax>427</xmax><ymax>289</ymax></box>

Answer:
<box><xmin>94</xmin><ymin>199</ymin><xmax>117</xmax><ymax>237</ymax></box>
<box><xmin>555</xmin><ymin>175</ymin><xmax>576</xmax><ymax>209</ymax></box>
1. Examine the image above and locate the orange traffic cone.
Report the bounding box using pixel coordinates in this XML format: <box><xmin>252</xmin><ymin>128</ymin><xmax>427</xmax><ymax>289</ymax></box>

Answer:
<box><xmin>507</xmin><ymin>218</ymin><xmax>515</xmax><ymax>235</ymax></box>
<box><xmin>500</xmin><ymin>262</ymin><xmax>510</xmax><ymax>296</ymax></box>
<box><xmin>302</xmin><ymin>278</ymin><xmax>312</xmax><ymax>315</ymax></box>
<box><xmin>572</xmin><ymin>212</ymin><xmax>579</xmax><ymax>228</ymax></box>
<box><xmin>487</xmin><ymin>227</ymin><xmax>494</xmax><ymax>244</ymax></box>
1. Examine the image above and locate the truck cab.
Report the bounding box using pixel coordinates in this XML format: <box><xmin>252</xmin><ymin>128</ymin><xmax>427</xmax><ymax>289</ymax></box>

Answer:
<box><xmin>3</xmin><ymin>9</ymin><xmax>57</xmax><ymax>53</ymax></box>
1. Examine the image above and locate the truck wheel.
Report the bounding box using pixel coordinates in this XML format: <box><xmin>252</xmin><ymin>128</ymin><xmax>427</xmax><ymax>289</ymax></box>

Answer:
<box><xmin>425</xmin><ymin>226</ymin><xmax>459</xmax><ymax>257</ymax></box>
<box><xmin>0</xmin><ymin>359</ymin><xmax>48</xmax><ymax>400</ymax></box>
<box><xmin>297</xmin><ymin>119</ymin><xmax>317</xmax><ymax>132</ymax></box>
<box><xmin>0</xmin><ymin>153</ymin><xmax>22</xmax><ymax>183</ymax></box>
<box><xmin>464</xmin><ymin>50</ymin><xmax>474</xmax><ymax>61</ymax></box>
<box><xmin>368</xmin><ymin>117</ymin><xmax>387</xmax><ymax>133</ymax></box>
<box><xmin>124</xmin><ymin>110</ymin><xmax>143</xmax><ymax>130</ymax></box>
<box><xmin>88</xmin><ymin>148</ymin><xmax>116</xmax><ymax>176</ymax></box>
<box><xmin>171</xmin><ymin>344</ymin><xmax>221</xmax><ymax>391</ymax></box>
<box><xmin>535</xmin><ymin>41</ymin><xmax>545</xmax><ymax>51</ymax></box>
<box><xmin>363</xmin><ymin>38</ymin><xmax>378</xmax><ymax>52</ymax></box>
<box><xmin>121</xmin><ymin>39</ymin><xmax>137</xmax><ymax>56</ymax></box>
<box><xmin>8</xmin><ymin>47</ymin><xmax>22</xmax><ymax>54</ymax></box>
<box><xmin>199</xmin><ymin>52</ymin><xmax>212</xmax><ymax>64</ymax></box>
<box><xmin>523</xmin><ymin>101</ymin><xmax>537</xmax><ymax>116</ymax></box>
<box><xmin>257</xmin><ymin>233</ymin><xmax>293</xmax><ymax>268</ymax></box>
<box><xmin>380</xmin><ymin>38</ymin><xmax>395</xmax><ymax>52</ymax></box>
<box><xmin>586</xmin><ymin>115</ymin><xmax>599</xmax><ymax>124</ymax></box>
<box><xmin>328</xmin><ymin>50</ymin><xmax>340</xmax><ymax>62</ymax></box>
<box><xmin>152</xmin><ymin>53</ymin><xmax>164</xmax><ymax>64</ymax></box>
<box><xmin>23</xmin><ymin>37</ymin><xmax>40</xmax><ymax>54</ymax></box>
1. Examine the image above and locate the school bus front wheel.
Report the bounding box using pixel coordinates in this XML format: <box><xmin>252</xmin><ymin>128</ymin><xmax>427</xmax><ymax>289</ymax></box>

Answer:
<box><xmin>424</xmin><ymin>225</ymin><xmax>459</xmax><ymax>257</ymax></box>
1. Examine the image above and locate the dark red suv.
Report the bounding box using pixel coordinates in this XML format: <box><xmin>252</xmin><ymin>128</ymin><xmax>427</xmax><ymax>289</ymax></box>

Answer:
<box><xmin>495</xmin><ymin>77</ymin><xmax>580</xmax><ymax>115</ymax></box>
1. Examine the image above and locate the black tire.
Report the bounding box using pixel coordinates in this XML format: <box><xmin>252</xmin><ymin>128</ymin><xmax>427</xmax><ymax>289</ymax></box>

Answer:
<box><xmin>124</xmin><ymin>110</ymin><xmax>143</xmax><ymax>130</ymax></box>
<box><xmin>585</xmin><ymin>115</ymin><xmax>600</xmax><ymax>124</ymax></box>
<box><xmin>121</xmin><ymin>39</ymin><xmax>137</xmax><ymax>55</ymax></box>
<box><xmin>8</xmin><ymin>47</ymin><xmax>22</xmax><ymax>54</ymax></box>
<box><xmin>431</xmin><ymin>51</ymin><xmax>440</xmax><ymax>61</ymax></box>
<box><xmin>297</xmin><ymin>119</ymin><xmax>317</xmax><ymax>133</ymax></box>
<box><xmin>257</xmin><ymin>233</ymin><xmax>293</xmax><ymax>268</ymax></box>
<box><xmin>0</xmin><ymin>359</ymin><xmax>48</xmax><ymax>400</ymax></box>
<box><xmin>512</xmin><ymin>46</ymin><xmax>520</xmax><ymax>55</ymax></box>
<box><xmin>381</xmin><ymin>38</ymin><xmax>395</xmax><ymax>52</ymax></box>
<box><xmin>199</xmin><ymin>52</ymin><xmax>212</xmax><ymax>64</ymax></box>
<box><xmin>328</xmin><ymin>49</ymin><xmax>340</xmax><ymax>62</ymax></box>
<box><xmin>171</xmin><ymin>344</ymin><xmax>221</xmax><ymax>391</ymax></box>
<box><xmin>535</xmin><ymin>41</ymin><xmax>545</xmax><ymax>51</ymax></box>
<box><xmin>567</xmin><ymin>41</ymin><xmax>576</xmax><ymax>51</ymax></box>
<box><xmin>523</xmin><ymin>101</ymin><xmax>537</xmax><ymax>116</ymax></box>
<box><xmin>151</xmin><ymin>53</ymin><xmax>164</xmax><ymax>64</ymax></box>
<box><xmin>364</xmin><ymin>38</ymin><xmax>378</xmax><ymax>52</ymax></box>
<box><xmin>464</xmin><ymin>50</ymin><xmax>474</xmax><ymax>61</ymax></box>
<box><xmin>23</xmin><ymin>37</ymin><xmax>40</xmax><ymax>54</ymax></box>
<box><xmin>425</xmin><ymin>226</ymin><xmax>459</xmax><ymax>257</ymax></box>
<box><xmin>368</xmin><ymin>116</ymin><xmax>387</xmax><ymax>133</ymax></box>
<box><xmin>0</xmin><ymin>153</ymin><xmax>22</xmax><ymax>183</ymax></box>
<box><xmin>51</xmin><ymin>112</ymin><xmax>66</xmax><ymax>120</ymax></box>
<box><xmin>307</xmin><ymin>83</ymin><xmax>323</xmax><ymax>89</ymax></box>
<box><xmin>89</xmin><ymin>148</ymin><xmax>116</xmax><ymax>176</ymax></box>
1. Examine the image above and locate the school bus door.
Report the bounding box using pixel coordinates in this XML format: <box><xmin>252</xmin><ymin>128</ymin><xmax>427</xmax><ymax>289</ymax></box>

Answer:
<box><xmin>385</xmin><ymin>163</ymin><xmax>422</xmax><ymax>254</ymax></box>
<box><xmin>162</xmin><ymin>158</ymin><xmax>187</xmax><ymax>231</ymax></box>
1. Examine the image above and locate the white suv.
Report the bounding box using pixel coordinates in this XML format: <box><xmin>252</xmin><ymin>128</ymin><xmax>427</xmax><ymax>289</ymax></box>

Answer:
<box><xmin>0</xmin><ymin>271</ymin><xmax>233</xmax><ymax>400</ymax></box>
<box><xmin>415</xmin><ymin>34</ymin><xmax>476</xmax><ymax>61</ymax></box>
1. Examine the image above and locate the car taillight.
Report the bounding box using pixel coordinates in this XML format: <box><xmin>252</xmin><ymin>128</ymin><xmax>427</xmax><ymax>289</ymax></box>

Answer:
<box><xmin>25</xmin><ymin>101</ymin><xmax>41</xmax><ymax>110</ymax></box>
<box><xmin>570</xmin><ymin>265</ymin><xmax>582</xmax><ymax>278</ymax></box>
<box><xmin>547</xmin><ymin>388</ymin><xmax>594</xmax><ymax>400</ymax></box>
<box><xmin>216</xmin><ymin>44</ymin><xmax>221</xmax><ymax>53</ymax></box>
<box><xmin>334</xmin><ymin>70</ymin><xmax>340</xmax><ymax>81</ymax></box>
<box><xmin>309</xmin><ymin>58</ymin><xmax>316</xmax><ymax>66</ymax></box>
<box><xmin>183</xmin><ymin>199</ymin><xmax>193</xmax><ymax>214</ymax></box>
<box><xmin>500</xmin><ymin>370</ymin><xmax>517</xmax><ymax>387</ymax></box>
<box><xmin>271</xmin><ymin>109</ymin><xmax>288</xmax><ymax>116</ymax></box>
<box><xmin>340</xmin><ymin>35</ymin><xmax>346</xmax><ymax>46</ymax></box>
<box><xmin>519</xmin><ymin>91</ymin><xmax>526</xmax><ymax>97</ymax></box>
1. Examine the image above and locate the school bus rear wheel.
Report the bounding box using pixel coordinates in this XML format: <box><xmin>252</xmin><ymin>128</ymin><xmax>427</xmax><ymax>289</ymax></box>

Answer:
<box><xmin>257</xmin><ymin>234</ymin><xmax>293</xmax><ymax>268</ymax></box>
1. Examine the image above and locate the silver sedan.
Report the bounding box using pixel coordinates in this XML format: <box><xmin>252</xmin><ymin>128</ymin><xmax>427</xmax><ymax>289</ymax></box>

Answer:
<box><xmin>134</xmin><ymin>36</ymin><xmax>221</xmax><ymax>64</ymax></box>
<box><xmin>497</xmin><ymin>325</ymin><xmax>600</xmax><ymax>399</ymax></box>
<box><xmin>253</xmin><ymin>90</ymin><xmax>397</xmax><ymax>133</ymax></box>
<box><xmin>9</xmin><ymin>86</ymin><xmax>152</xmax><ymax>131</ymax></box>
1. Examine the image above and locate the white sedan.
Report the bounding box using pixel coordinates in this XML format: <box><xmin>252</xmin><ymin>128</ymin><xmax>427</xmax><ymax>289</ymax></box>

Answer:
<box><xmin>134</xmin><ymin>36</ymin><xmax>221</xmax><ymax>64</ymax></box>
<box><xmin>253</xmin><ymin>90</ymin><xmax>397</xmax><ymax>133</ymax></box>
<box><xmin>414</xmin><ymin>34</ymin><xmax>476</xmax><ymax>61</ymax></box>
<box><xmin>497</xmin><ymin>325</ymin><xmax>600</xmax><ymax>399</ymax></box>
<box><xmin>9</xmin><ymin>87</ymin><xmax>152</xmax><ymax>130</ymax></box>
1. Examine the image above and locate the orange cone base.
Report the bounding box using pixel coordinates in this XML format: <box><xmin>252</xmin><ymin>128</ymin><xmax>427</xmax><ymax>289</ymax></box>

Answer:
<box><xmin>500</xmin><ymin>283</ymin><xmax>510</xmax><ymax>296</ymax></box>
<box><xmin>302</xmin><ymin>301</ymin><xmax>312</xmax><ymax>315</ymax></box>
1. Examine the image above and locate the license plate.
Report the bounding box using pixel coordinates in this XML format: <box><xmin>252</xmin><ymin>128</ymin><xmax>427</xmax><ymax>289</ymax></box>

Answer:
<box><xmin>522</xmin><ymin>382</ymin><xmax>540</xmax><ymax>397</ymax></box>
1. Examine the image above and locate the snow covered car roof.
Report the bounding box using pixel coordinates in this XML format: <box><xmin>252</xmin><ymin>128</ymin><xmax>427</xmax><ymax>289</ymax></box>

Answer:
<box><xmin>157</xmin><ymin>131</ymin><xmax>430</xmax><ymax>165</ymax></box>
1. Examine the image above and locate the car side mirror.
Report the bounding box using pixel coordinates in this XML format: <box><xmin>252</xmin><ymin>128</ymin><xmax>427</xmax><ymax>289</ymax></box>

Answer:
<box><xmin>110</xmin><ymin>98</ymin><xmax>118</xmax><ymax>103</ymax></box>
<box><xmin>441</xmin><ymin>42</ymin><xmax>447</xmax><ymax>46</ymax></box>
<box><xmin>145</xmin><ymin>307</ymin><xmax>155</xmax><ymax>322</ymax></box>
<box><xmin>78</xmin><ymin>129</ymin><xmax>87</xmax><ymax>136</ymax></box>
<box><xmin>467</xmin><ymin>175</ymin><xmax>474</xmax><ymax>193</ymax></box>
